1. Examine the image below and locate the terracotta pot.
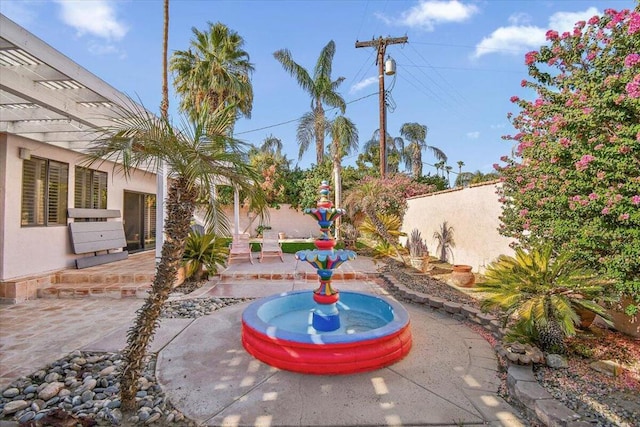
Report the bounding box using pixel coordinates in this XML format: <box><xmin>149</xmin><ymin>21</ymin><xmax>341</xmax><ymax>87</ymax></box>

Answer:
<box><xmin>574</xmin><ymin>306</ymin><xmax>597</xmax><ymax>329</ymax></box>
<box><xmin>451</xmin><ymin>264</ymin><xmax>475</xmax><ymax>287</ymax></box>
<box><xmin>608</xmin><ymin>296</ymin><xmax>639</xmax><ymax>338</ymax></box>
<box><xmin>278</xmin><ymin>232</ymin><xmax>286</xmax><ymax>240</ymax></box>
<box><xmin>409</xmin><ymin>256</ymin><xmax>426</xmax><ymax>271</ymax></box>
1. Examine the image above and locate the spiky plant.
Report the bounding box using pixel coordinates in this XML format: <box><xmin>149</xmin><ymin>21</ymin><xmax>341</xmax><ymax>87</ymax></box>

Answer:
<box><xmin>182</xmin><ymin>229</ymin><xmax>229</xmax><ymax>281</ymax></box>
<box><xmin>475</xmin><ymin>245</ymin><xmax>613</xmax><ymax>353</ymax></box>
<box><xmin>407</xmin><ymin>228</ymin><xmax>428</xmax><ymax>258</ymax></box>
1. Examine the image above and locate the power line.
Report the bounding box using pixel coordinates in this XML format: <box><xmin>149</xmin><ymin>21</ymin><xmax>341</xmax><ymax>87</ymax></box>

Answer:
<box><xmin>234</xmin><ymin>92</ymin><xmax>378</xmax><ymax>136</ymax></box>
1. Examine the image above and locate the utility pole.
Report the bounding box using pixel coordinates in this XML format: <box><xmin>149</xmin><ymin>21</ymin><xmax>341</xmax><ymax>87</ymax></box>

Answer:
<box><xmin>355</xmin><ymin>36</ymin><xmax>407</xmax><ymax>178</ymax></box>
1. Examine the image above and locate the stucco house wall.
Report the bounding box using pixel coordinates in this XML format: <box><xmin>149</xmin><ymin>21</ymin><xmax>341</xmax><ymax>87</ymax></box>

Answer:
<box><xmin>0</xmin><ymin>133</ymin><xmax>157</xmax><ymax>282</ymax></box>
<box><xmin>402</xmin><ymin>181</ymin><xmax>515</xmax><ymax>272</ymax></box>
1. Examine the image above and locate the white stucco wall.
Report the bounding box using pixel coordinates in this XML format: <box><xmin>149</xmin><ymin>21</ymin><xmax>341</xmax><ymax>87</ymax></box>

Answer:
<box><xmin>402</xmin><ymin>182</ymin><xmax>515</xmax><ymax>272</ymax></box>
<box><xmin>0</xmin><ymin>134</ymin><xmax>157</xmax><ymax>281</ymax></box>
<box><xmin>220</xmin><ymin>204</ymin><xmax>319</xmax><ymax>238</ymax></box>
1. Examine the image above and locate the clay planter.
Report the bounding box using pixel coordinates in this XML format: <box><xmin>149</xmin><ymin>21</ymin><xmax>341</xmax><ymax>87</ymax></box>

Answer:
<box><xmin>409</xmin><ymin>256</ymin><xmax>426</xmax><ymax>271</ymax></box>
<box><xmin>575</xmin><ymin>306</ymin><xmax>597</xmax><ymax>329</ymax></box>
<box><xmin>278</xmin><ymin>232</ymin><xmax>286</xmax><ymax>240</ymax></box>
<box><xmin>451</xmin><ymin>264</ymin><xmax>475</xmax><ymax>287</ymax></box>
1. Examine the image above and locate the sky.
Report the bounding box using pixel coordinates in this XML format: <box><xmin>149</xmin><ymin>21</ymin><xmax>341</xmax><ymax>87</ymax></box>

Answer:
<box><xmin>1</xmin><ymin>0</ymin><xmax>636</xmax><ymax>178</ymax></box>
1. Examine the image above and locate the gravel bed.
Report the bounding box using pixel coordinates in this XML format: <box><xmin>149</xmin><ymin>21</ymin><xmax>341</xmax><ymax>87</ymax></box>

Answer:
<box><xmin>381</xmin><ymin>258</ymin><xmax>640</xmax><ymax>427</ymax></box>
<box><xmin>0</xmin><ymin>297</ymin><xmax>249</xmax><ymax>425</ymax></box>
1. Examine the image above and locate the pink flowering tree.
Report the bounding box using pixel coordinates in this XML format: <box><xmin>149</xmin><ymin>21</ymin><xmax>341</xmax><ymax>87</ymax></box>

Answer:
<box><xmin>497</xmin><ymin>8</ymin><xmax>640</xmax><ymax>313</ymax></box>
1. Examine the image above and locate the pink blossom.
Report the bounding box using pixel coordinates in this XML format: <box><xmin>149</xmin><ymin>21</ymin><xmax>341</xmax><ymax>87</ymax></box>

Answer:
<box><xmin>637</xmin><ymin>130</ymin><xmax>640</xmax><ymax>142</ymax></box>
<box><xmin>546</xmin><ymin>30</ymin><xmax>559</xmax><ymax>40</ymax></box>
<box><xmin>572</xmin><ymin>195</ymin><xmax>582</xmax><ymax>202</ymax></box>
<box><xmin>629</xmin><ymin>12</ymin><xmax>640</xmax><ymax>35</ymax></box>
<box><xmin>575</xmin><ymin>20</ymin><xmax>586</xmax><ymax>29</ymax></box>
<box><xmin>561</xmin><ymin>31</ymin><xmax>571</xmax><ymax>39</ymax></box>
<box><xmin>510</xmin><ymin>96</ymin><xmax>520</xmax><ymax>103</ymax></box>
<box><xmin>519</xmin><ymin>209</ymin><xmax>529</xmax><ymax>217</ymax></box>
<box><xmin>625</xmin><ymin>53</ymin><xmax>640</xmax><ymax>67</ymax></box>
<box><xmin>619</xmin><ymin>145</ymin><xmax>631</xmax><ymax>154</ymax></box>
<box><xmin>559</xmin><ymin>137</ymin><xmax>571</xmax><ymax>147</ymax></box>
<box><xmin>586</xmin><ymin>51</ymin><xmax>596</xmax><ymax>61</ymax></box>
<box><xmin>525</xmin><ymin>51</ymin><xmax>538</xmax><ymax>65</ymax></box>
<box><xmin>631</xmin><ymin>195</ymin><xmax>640</xmax><ymax>205</ymax></box>
<box><xmin>589</xmin><ymin>192</ymin><xmax>599</xmax><ymax>200</ymax></box>
<box><xmin>588</xmin><ymin>16</ymin><xmax>600</xmax><ymax>25</ymax></box>
<box><xmin>625</xmin><ymin>74</ymin><xmax>640</xmax><ymax>98</ymax></box>
<box><xmin>575</xmin><ymin>154</ymin><xmax>595</xmax><ymax>171</ymax></box>
<box><xmin>601</xmin><ymin>207</ymin><xmax>610</xmax><ymax>215</ymax></box>
<box><xmin>594</xmin><ymin>144</ymin><xmax>604</xmax><ymax>150</ymax></box>
<box><xmin>520</xmin><ymin>79</ymin><xmax>527</xmax><ymax>87</ymax></box>
<box><xmin>583</xmin><ymin>107</ymin><xmax>593</xmax><ymax>115</ymax></box>
<box><xmin>565</xmin><ymin>98</ymin><xmax>574</xmax><ymax>107</ymax></box>
<box><xmin>597</xmin><ymin>171</ymin><xmax>606</xmax><ymax>179</ymax></box>
<box><xmin>619</xmin><ymin>213</ymin><xmax>630</xmax><ymax>221</ymax></box>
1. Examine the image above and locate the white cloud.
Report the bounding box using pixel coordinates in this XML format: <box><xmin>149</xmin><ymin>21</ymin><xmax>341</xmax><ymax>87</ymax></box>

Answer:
<box><xmin>549</xmin><ymin>7</ymin><xmax>599</xmax><ymax>33</ymax></box>
<box><xmin>473</xmin><ymin>7</ymin><xmax>600</xmax><ymax>59</ymax></box>
<box><xmin>350</xmin><ymin>76</ymin><xmax>378</xmax><ymax>94</ymax></box>
<box><xmin>490</xmin><ymin>123</ymin><xmax>506</xmax><ymax>129</ymax></box>
<box><xmin>474</xmin><ymin>26</ymin><xmax>545</xmax><ymax>58</ymax></box>
<box><xmin>55</xmin><ymin>0</ymin><xmax>128</xmax><ymax>41</ymax></box>
<box><xmin>380</xmin><ymin>0</ymin><xmax>479</xmax><ymax>31</ymax></box>
<box><xmin>466</xmin><ymin>131</ymin><xmax>480</xmax><ymax>139</ymax></box>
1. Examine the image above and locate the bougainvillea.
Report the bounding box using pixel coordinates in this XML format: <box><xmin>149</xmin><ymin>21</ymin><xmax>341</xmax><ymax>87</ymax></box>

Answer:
<box><xmin>497</xmin><ymin>8</ymin><xmax>640</xmax><ymax>312</ymax></box>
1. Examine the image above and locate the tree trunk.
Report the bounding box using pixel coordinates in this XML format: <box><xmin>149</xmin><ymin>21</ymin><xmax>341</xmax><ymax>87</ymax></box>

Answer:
<box><xmin>160</xmin><ymin>0</ymin><xmax>169</xmax><ymax>120</ymax></box>
<box><xmin>315</xmin><ymin>101</ymin><xmax>325</xmax><ymax>164</ymax></box>
<box><xmin>120</xmin><ymin>177</ymin><xmax>197</xmax><ymax>411</ymax></box>
<box><xmin>333</xmin><ymin>154</ymin><xmax>341</xmax><ymax>239</ymax></box>
<box><xmin>412</xmin><ymin>144</ymin><xmax>421</xmax><ymax>178</ymax></box>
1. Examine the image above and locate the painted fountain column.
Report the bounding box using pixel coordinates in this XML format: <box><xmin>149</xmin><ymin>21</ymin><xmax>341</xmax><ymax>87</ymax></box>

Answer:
<box><xmin>296</xmin><ymin>181</ymin><xmax>356</xmax><ymax>331</ymax></box>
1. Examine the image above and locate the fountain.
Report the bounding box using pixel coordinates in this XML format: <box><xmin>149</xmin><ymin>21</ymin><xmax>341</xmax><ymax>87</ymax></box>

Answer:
<box><xmin>241</xmin><ymin>181</ymin><xmax>412</xmax><ymax>374</ymax></box>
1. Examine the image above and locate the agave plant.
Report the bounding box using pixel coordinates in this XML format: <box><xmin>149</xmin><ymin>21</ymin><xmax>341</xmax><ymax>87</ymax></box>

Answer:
<box><xmin>475</xmin><ymin>245</ymin><xmax>613</xmax><ymax>353</ymax></box>
<box><xmin>407</xmin><ymin>228</ymin><xmax>428</xmax><ymax>258</ymax></box>
<box><xmin>182</xmin><ymin>229</ymin><xmax>229</xmax><ymax>281</ymax></box>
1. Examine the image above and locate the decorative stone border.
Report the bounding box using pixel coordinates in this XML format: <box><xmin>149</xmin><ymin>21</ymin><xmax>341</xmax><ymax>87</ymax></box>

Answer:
<box><xmin>381</xmin><ymin>273</ymin><xmax>591</xmax><ymax>427</ymax></box>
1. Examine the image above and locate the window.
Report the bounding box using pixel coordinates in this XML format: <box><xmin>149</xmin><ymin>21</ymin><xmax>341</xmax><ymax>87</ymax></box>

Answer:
<box><xmin>21</xmin><ymin>157</ymin><xmax>68</xmax><ymax>226</ymax></box>
<box><xmin>74</xmin><ymin>166</ymin><xmax>107</xmax><ymax>209</ymax></box>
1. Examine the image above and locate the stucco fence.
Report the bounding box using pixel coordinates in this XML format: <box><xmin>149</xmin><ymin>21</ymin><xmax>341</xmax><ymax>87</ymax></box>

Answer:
<box><xmin>211</xmin><ymin>182</ymin><xmax>514</xmax><ymax>273</ymax></box>
<box><xmin>401</xmin><ymin>181</ymin><xmax>515</xmax><ymax>273</ymax></box>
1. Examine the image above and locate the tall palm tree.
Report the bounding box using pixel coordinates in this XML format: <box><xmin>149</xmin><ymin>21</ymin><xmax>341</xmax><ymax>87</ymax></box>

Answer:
<box><xmin>399</xmin><ymin>122</ymin><xmax>447</xmax><ymax>178</ymax></box>
<box><xmin>86</xmin><ymin>104</ymin><xmax>265</xmax><ymax>411</ymax></box>
<box><xmin>434</xmin><ymin>160</ymin><xmax>445</xmax><ymax>177</ymax></box>
<box><xmin>445</xmin><ymin>165</ymin><xmax>453</xmax><ymax>187</ymax></box>
<box><xmin>456</xmin><ymin>160</ymin><xmax>465</xmax><ymax>175</ymax></box>
<box><xmin>328</xmin><ymin>115</ymin><xmax>358</xmax><ymax>238</ymax></box>
<box><xmin>274</xmin><ymin>40</ymin><xmax>346</xmax><ymax>164</ymax></box>
<box><xmin>160</xmin><ymin>0</ymin><xmax>169</xmax><ymax>120</ymax></box>
<box><xmin>171</xmin><ymin>22</ymin><xmax>254</xmax><ymax>122</ymax></box>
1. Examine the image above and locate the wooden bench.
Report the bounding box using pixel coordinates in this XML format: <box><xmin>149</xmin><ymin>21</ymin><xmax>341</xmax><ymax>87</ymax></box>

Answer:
<box><xmin>68</xmin><ymin>209</ymin><xmax>128</xmax><ymax>269</ymax></box>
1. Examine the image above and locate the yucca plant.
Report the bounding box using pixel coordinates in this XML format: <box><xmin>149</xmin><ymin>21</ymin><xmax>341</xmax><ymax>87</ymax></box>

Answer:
<box><xmin>433</xmin><ymin>221</ymin><xmax>455</xmax><ymax>262</ymax></box>
<box><xmin>407</xmin><ymin>228</ymin><xmax>428</xmax><ymax>258</ymax></box>
<box><xmin>475</xmin><ymin>245</ymin><xmax>613</xmax><ymax>353</ymax></box>
<box><xmin>182</xmin><ymin>229</ymin><xmax>228</xmax><ymax>281</ymax></box>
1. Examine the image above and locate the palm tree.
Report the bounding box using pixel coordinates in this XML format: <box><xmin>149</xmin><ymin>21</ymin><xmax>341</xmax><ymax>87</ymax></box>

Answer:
<box><xmin>274</xmin><ymin>40</ymin><xmax>346</xmax><ymax>164</ymax></box>
<box><xmin>363</xmin><ymin>129</ymin><xmax>404</xmax><ymax>174</ymax></box>
<box><xmin>456</xmin><ymin>160</ymin><xmax>465</xmax><ymax>175</ymax></box>
<box><xmin>399</xmin><ymin>122</ymin><xmax>447</xmax><ymax>178</ymax></box>
<box><xmin>434</xmin><ymin>161</ymin><xmax>445</xmax><ymax>177</ymax></box>
<box><xmin>260</xmin><ymin>134</ymin><xmax>284</xmax><ymax>156</ymax></box>
<box><xmin>328</xmin><ymin>115</ymin><xmax>358</xmax><ymax>238</ymax></box>
<box><xmin>171</xmin><ymin>22</ymin><xmax>254</xmax><ymax>122</ymax></box>
<box><xmin>445</xmin><ymin>165</ymin><xmax>453</xmax><ymax>187</ymax></box>
<box><xmin>433</xmin><ymin>221</ymin><xmax>455</xmax><ymax>263</ymax></box>
<box><xmin>86</xmin><ymin>103</ymin><xmax>265</xmax><ymax>411</ymax></box>
<box><xmin>160</xmin><ymin>0</ymin><xmax>169</xmax><ymax>120</ymax></box>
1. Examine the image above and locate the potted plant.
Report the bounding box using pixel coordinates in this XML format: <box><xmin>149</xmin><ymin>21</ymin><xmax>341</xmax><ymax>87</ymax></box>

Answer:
<box><xmin>407</xmin><ymin>228</ymin><xmax>429</xmax><ymax>271</ymax></box>
<box><xmin>474</xmin><ymin>245</ymin><xmax>613</xmax><ymax>353</ymax></box>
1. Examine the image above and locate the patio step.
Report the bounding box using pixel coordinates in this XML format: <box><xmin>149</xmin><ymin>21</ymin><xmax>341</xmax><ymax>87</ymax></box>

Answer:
<box><xmin>38</xmin><ymin>282</ymin><xmax>152</xmax><ymax>300</ymax></box>
<box><xmin>218</xmin><ymin>271</ymin><xmax>373</xmax><ymax>282</ymax></box>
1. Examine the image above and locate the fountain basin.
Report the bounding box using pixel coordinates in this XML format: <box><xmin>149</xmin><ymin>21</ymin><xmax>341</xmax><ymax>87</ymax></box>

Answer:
<box><xmin>242</xmin><ymin>290</ymin><xmax>412</xmax><ymax>374</ymax></box>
